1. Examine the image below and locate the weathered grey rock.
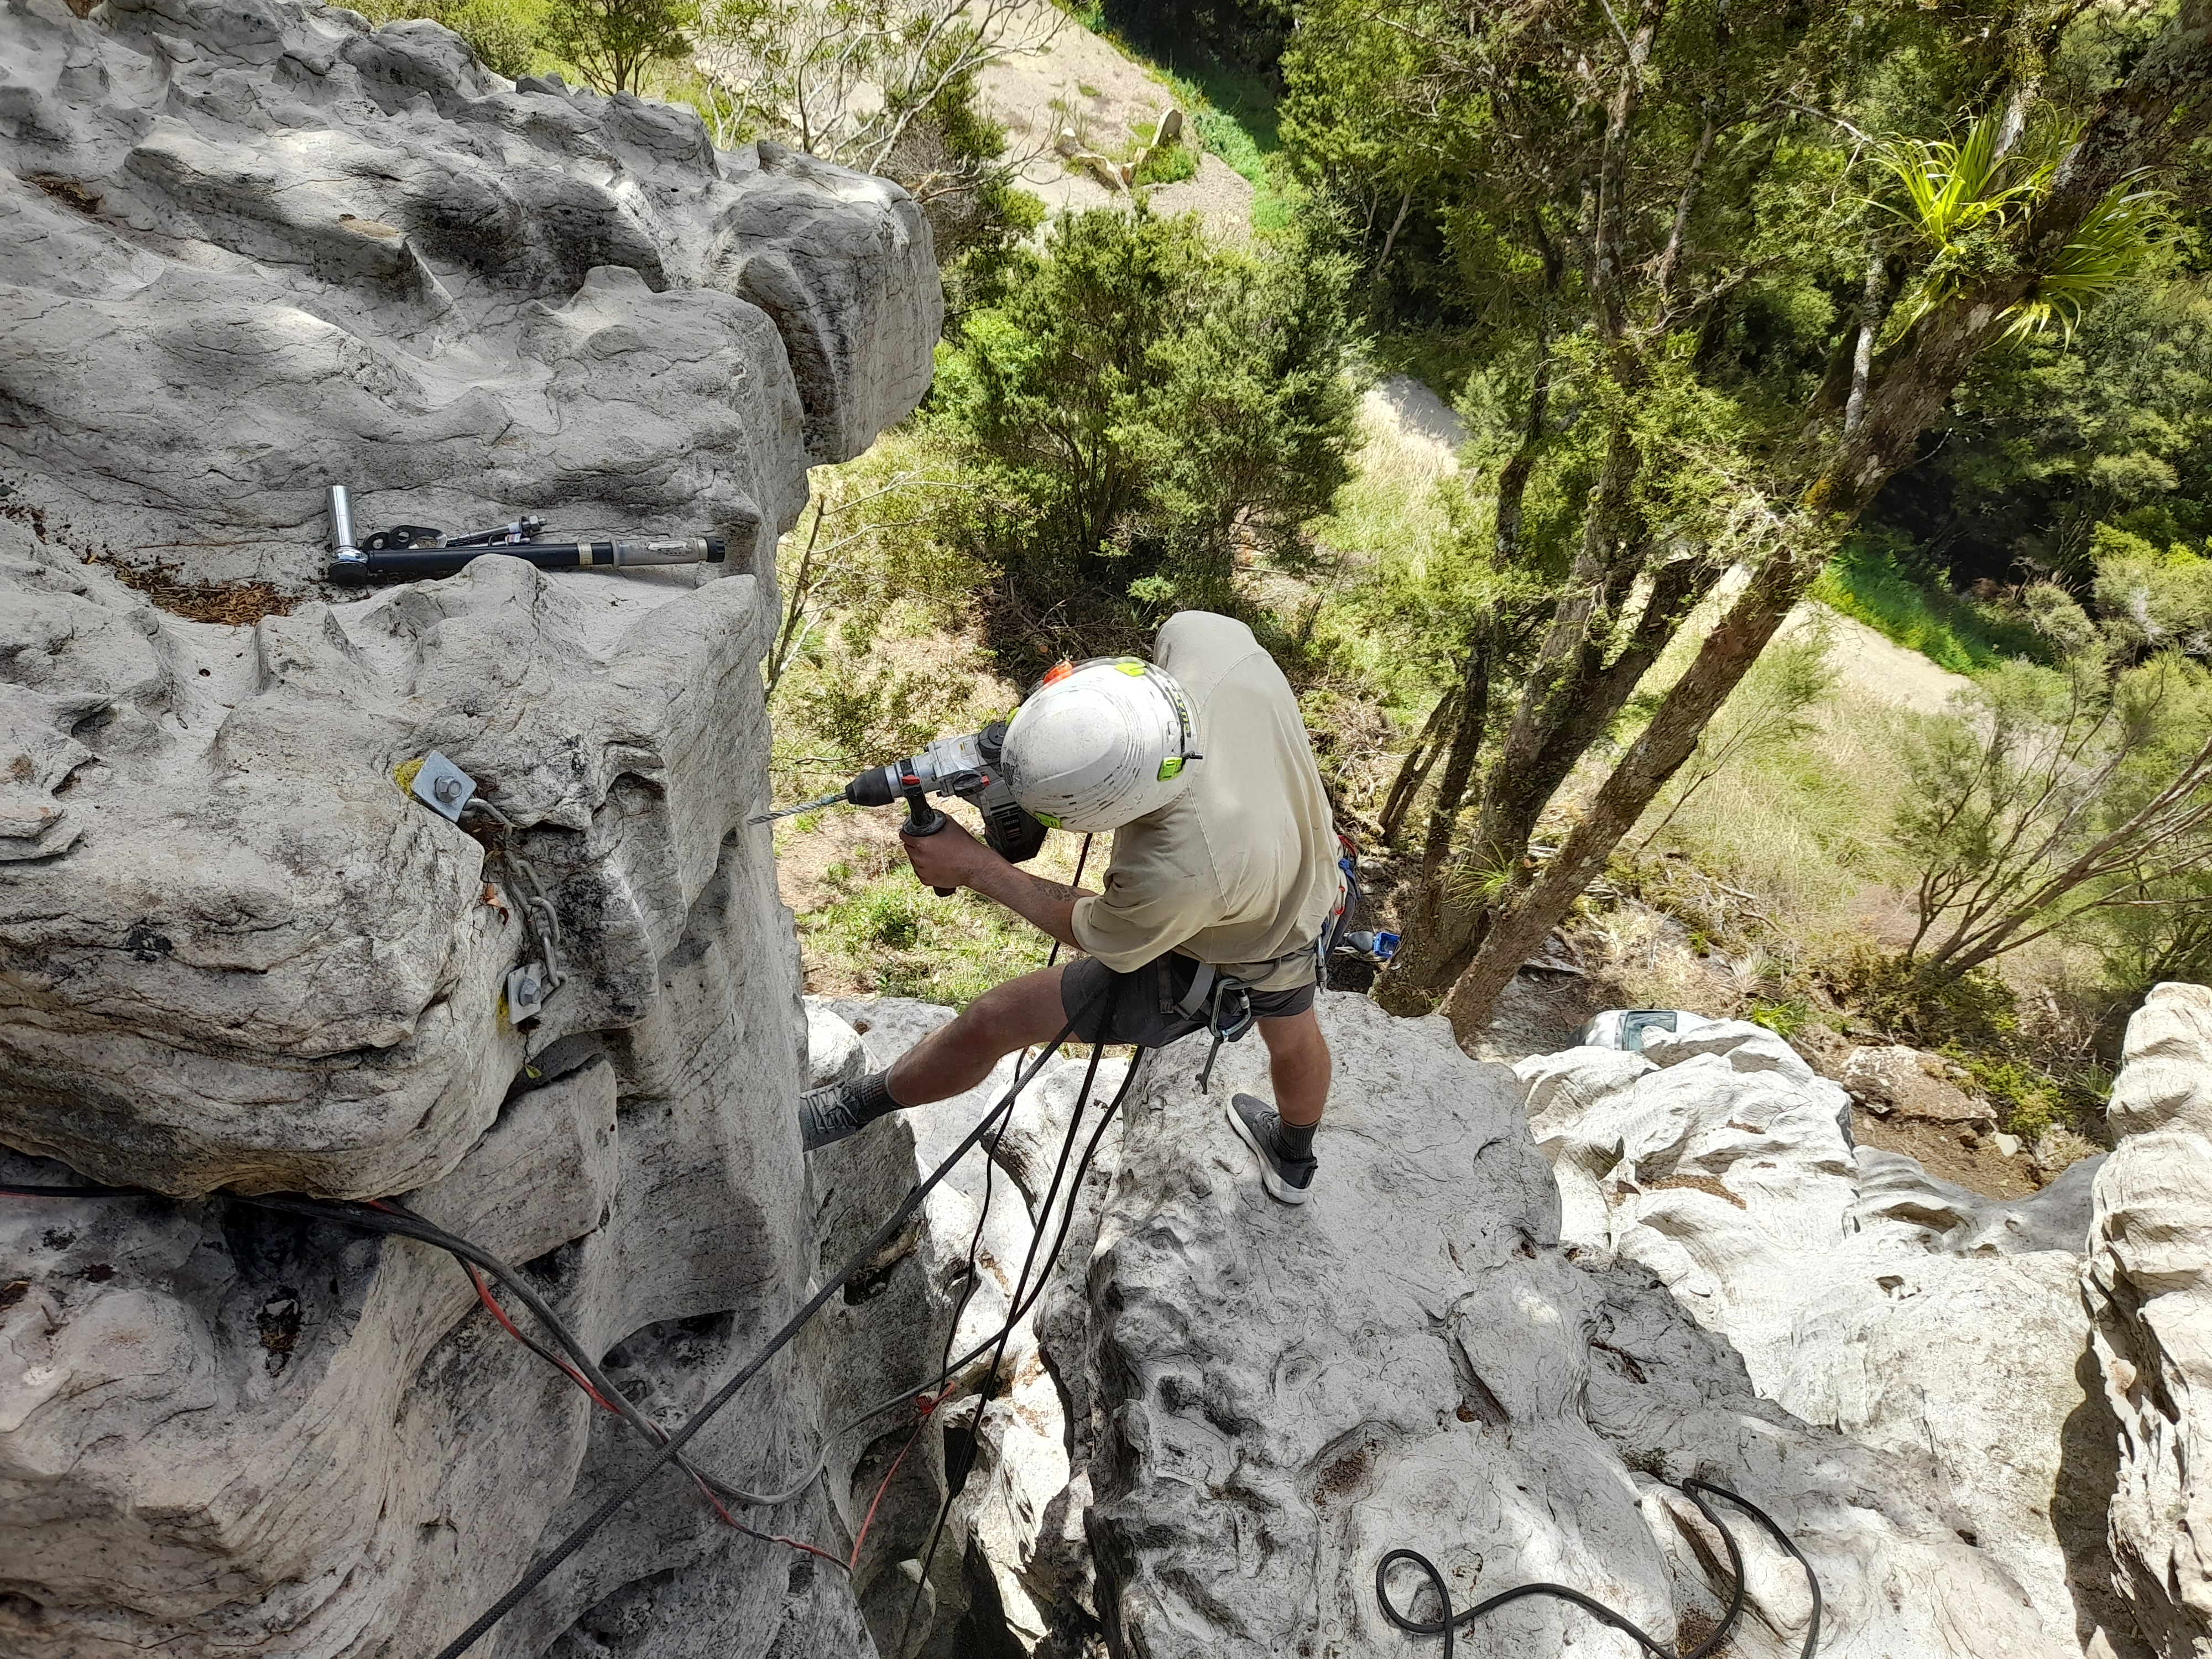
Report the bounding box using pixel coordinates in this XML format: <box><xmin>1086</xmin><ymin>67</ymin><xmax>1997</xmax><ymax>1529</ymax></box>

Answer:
<box><xmin>808</xmin><ymin>997</ymin><xmax>1127</xmax><ymax>1658</ymax></box>
<box><xmin>806</xmin><ymin>1000</ymin><xmax>867</xmax><ymax>1088</ymax></box>
<box><xmin>0</xmin><ymin>0</ymin><xmax>938</xmax><ymax>594</ymax></box>
<box><xmin>2088</xmin><ymin>982</ymin><xmax>2212</xmax><ymax>1656</ymax></box>
<box><xmin>0</xmin><ymin>0</ymin><xmax>941</xmax><ymax>1200</ymax></box>
<box><xmin>1515</xmin><ymin>1020</ymin><xmax>2115</xmax><ymax>1648</ymax></box>
<box><xmin>0</xmin><ymin>549</ymin><xmax>773</xmax><ymax>1198</ymax></box>
<box><xmin>1023</xmin><ymin>995</ymin><xmax>2072</xmax><ymax>1659</ymax></box>
<box><xmin>1840</xmin><ymin>1042</ymin><xmax>1994</xmax><ymax>1125</ymax></box>
<box><xmin>0</xmin><ymin>550</ymin><xmax>870</xmax><ymax>1657</ymax></box>
<box><xmin>1855</xmin><ymin>1142</ymin><xmax>2105</xmax><ymax>1259</ymax></box>
<box><xmin>1642</xmin><ymin>1017</ymin><xmax>1817</xmax><ymax>1082</ymax></box>
<box><xmin>0</xmin><ymin>0</ymin><xmax>942</xmax><ymax>1647</ymax></box>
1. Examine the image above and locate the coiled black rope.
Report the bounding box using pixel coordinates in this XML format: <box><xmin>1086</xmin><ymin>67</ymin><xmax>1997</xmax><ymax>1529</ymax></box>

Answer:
<box><xmin>1375</xmin><ymin>1477</ymin><xmax>1821</xmax><ymax>1658</ymax></box>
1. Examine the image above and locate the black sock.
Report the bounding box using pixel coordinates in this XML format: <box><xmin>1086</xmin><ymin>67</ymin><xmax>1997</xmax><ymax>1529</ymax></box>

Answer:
<box><xmin>851</xmin><ymin>1070</ymin><xmax>902</xmax><ymax>1121</ymax></box>
<box><xmin>1276</xmin><ymin>1114</ymin><xmax>1317</xmax><ymax>1160</ymax></box>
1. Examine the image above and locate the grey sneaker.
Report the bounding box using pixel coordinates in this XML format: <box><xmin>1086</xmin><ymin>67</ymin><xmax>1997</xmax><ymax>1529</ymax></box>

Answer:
<box><xmin>800</xmin><ymin>1074</ymin><xmax>886</xmax><ymax>1151</ymax></box>
<box><xmin>1225</xmin><ymin>1092</ymin><xmax>1317</xmax><ymax>1205</ymax></box>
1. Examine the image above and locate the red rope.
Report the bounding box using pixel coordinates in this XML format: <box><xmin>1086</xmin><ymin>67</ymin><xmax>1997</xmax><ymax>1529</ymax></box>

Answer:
<box><xmin>365</xmin><ymin>1201</ymin><xmax>906</xmax><ymax>1572</ymax></box>
<box><xmin>848</xmin><ymin>1393</ymin><xmax>938</xmax><ymax>1571</ymax></box>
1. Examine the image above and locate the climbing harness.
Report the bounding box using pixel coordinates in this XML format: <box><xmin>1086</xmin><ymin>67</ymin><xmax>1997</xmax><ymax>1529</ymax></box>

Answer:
<box><xmin>1175</xmin><ymin>831</ymin><xmax>1398</xmax><ymax>1093</ymax></box>
<box><xmin>1323</xmin><ymin>828</ymin><xmax>1399</xmax><ymax>971</ymax></box>
<box><xmin>1174</xmin><ymin>958</ymin><xmax>1260</xmax><ymax>1093</ymax></box>
<box><xmin>1375</xmin><ymin>1476</ymin><xmax>1822</xmax><ymax>1659</ymax></box>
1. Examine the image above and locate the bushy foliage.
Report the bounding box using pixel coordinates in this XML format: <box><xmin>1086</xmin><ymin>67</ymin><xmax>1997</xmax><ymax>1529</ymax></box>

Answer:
<box><xmin>928</xmin><ymin>205</ymin><xmax>1361</xmax><ymax>667</ymax></box>
<box><xmin>1895</xmin><ymin>637</ymin><xmax>2212</xmax><ymax>983</ymax></box>
<box><xmin>542</xmin><ymin>0</ymin><xmax>693</xmax><ymax>93</ymax></box>
<box><xmin>350</xmin><ymin>0</ymin><xmax>543</xmax><ymax>77</ymax></box>
<box><xmin>1875</xmin><ymin>271</ymin><xmax>2212</xmax><ymax>591</ymax></box>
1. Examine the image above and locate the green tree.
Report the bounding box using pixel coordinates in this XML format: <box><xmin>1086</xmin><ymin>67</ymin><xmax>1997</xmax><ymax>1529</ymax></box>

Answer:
<box><xmin>544</xmin><ymin>0</ymin><xmax>695</xmax><ymax>93</ymax></box>
<box><xmin>1872</xmin><ymin>272</ymin><xmax>2212</xmax><ymax>587</ymax></box>
<box><xmin>1896</xmin><ymin>644</ymin><xmax>2212</xmax><ymax>983</ymax></box>
<box><xmin>930</xmin><ymin>206</ymin><xmax>1361</xmax><ymax>665</ymax></box>
<box><xmin>1270</xmin><ymin>0</ymin><xmax>2212</xmax><ymax>1028</ymax></box>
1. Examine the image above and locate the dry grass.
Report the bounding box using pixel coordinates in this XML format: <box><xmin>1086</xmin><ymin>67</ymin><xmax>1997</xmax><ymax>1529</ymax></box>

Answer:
<box><xmin>106</xmin><ymin>560</ymin><xmax>300</xmax><ymax>625</ymax></box>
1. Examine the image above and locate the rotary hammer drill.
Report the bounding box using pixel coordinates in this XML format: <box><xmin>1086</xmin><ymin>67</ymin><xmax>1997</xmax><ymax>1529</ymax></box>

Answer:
<box><xmin>753</xmin><ymin>723</ymin><xmax>1050</xmax><ymax>895</ymax></box>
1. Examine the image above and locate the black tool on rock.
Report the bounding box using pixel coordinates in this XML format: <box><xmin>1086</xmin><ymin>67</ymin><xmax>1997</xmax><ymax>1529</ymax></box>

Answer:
<box><xmin>326</xmin><ymin>485</ymin><xmax>724</xmax><ymax>585</ymax></box>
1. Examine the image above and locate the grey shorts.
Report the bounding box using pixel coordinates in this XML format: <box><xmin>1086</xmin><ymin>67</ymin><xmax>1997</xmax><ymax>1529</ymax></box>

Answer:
<box><xmin>1059</xmin><ymin>950</ymin><xmax>1317</xmax><ymax>1048</ymax></box>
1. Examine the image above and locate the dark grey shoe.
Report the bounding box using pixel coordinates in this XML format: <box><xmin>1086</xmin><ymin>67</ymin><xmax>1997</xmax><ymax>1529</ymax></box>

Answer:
<box><xmin>1225</xmin><ymin>1092</ymin><xmax>1317</xmax><ymax>1205</ymax></box>
<box><xmin>800</xmin><ymin>1073</ymin><xmax>888</xmax><ymax>1151</ymax></box>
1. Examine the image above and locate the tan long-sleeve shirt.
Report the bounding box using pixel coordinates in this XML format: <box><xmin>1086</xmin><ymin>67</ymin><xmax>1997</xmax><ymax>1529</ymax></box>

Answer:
<box><xmin>1069</xmin><ymin>612</ymin><xmax>1340</xmax><ymax>991</ymax></box>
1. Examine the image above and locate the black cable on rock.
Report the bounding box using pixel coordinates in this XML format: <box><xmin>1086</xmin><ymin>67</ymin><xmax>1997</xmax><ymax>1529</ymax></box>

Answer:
<box><xmin>0</xmin><ymin>1183</ymin><xmax>822</xmax><ymax>1510</ymax></box>
<box><xmin>896</xmin><ymin>979</ymin><xmax>1138</xmax><ymax>1659</ymax></box>
<box><xmin>418</xmin><ymin>1010</ymin><xmax>1099</xmax><ymax>1659</ymax></box>
<box><xmin>1375</xmin><ymin>1477</ymin><xmax>1822</xmax><ymax>1659</ymax></box>
<box><xmin>3</xmin><ymin>1003</ymin><xmax>1098</xmax><ymax>1659</ymax></box>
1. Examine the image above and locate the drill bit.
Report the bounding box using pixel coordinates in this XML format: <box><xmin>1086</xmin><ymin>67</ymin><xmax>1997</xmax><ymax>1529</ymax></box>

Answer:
<box><xmin>746</xmin><ymin>791</ymin><xmax>846</xmax><ymax>826</ymax></box>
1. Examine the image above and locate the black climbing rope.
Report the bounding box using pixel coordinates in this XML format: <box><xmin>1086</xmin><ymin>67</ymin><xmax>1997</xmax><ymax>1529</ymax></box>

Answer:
<box><xmin>1375</xmin><ymin>1477</ymin><xmax>1822</xmax><ymax>1659</ymax></box>
<box><xmin>895</xmin><ymin>972</ymin><xmax>1136</xmax><ymax>1656</ymax></box>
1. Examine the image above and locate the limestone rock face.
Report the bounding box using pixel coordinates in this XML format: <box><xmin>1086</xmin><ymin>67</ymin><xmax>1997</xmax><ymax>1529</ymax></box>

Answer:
<box><xmin>1026</xmin><ymin>997</ymin><xmax>2074</xmax><ymax>1659</ymax></box>
<box><xmin>0</xmin><ymin>0</ymin><xmax>942</xmax><ymax>1650</ymax></box>
<box><xmin>806</xmin><ymin>998</ymin><xmax>1125</xmax><ymax>1659</ymax></box>
<box><xmin>2088</xmin><ymin>982</ymin><xmax>2212</xmax><ymax>1656</ymax></box>
<box><xmin>0</xmin><ymin>0</ymin><xmax>940</xmax><ymax>594</ymax></box>
<box><xmin>1517</xmin><ymin>1023</ymin><xmax>2117</xmax><ymax>1648</ymax></box>
<box><xmin>0</xmin><ymin>545</ymin><xmax>889</xmax><ymax>1658</ymax></box>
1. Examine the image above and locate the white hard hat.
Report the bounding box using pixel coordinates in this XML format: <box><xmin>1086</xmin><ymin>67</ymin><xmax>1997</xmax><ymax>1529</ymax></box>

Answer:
<box><xmin>998</xmin><ymin>657</ymin><xmax>1199</xmax><ymax>832</ymax></box>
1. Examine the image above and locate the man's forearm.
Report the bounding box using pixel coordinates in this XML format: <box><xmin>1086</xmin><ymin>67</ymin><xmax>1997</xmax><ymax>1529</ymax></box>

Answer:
<box><xmin>962</xmin><ymin>854</ymin><xmax>1092</xmax><ymax>948</ymax></box>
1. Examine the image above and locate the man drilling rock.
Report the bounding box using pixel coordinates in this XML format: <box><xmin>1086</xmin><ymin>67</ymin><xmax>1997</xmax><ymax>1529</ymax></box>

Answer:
<box><xmin>799</xmin><ymin>611</ymin><xmax>1342</xmax><ymax>1203</ymax></box>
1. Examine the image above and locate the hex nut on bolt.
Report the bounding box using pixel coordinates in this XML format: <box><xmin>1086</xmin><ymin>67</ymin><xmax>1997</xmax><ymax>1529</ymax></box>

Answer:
<box><xmin>409</xmin><ymin>752</ymin><xmax>478</xmax><ymax>822</ymax></box>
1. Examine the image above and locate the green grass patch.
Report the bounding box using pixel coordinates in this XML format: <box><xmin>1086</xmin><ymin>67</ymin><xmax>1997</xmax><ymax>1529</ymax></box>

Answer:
<box><xmin>1133</xmin><ymin>135</ymin><xmax>1199</xmax><ymax>186</ymax></box>
<box><xmin>1746</xmin><ymin>995</ymin><xmax>1813</xmax><ymax>1039</ymax></box>
<box><xmin>799</xmin><ymin>869</ymin><xmax>1056</xmax><ymax>1004</ymax></box>
<box><xmin>1810</xmin><ymin>544</ymin><xmax>2048</xmax><ymax>674</ymax></box>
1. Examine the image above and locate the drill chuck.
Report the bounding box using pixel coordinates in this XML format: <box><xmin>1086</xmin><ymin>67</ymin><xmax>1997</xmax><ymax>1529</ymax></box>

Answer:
<box><xmin>843</xmin><ymin>764</ymin><xmax>906</xmax><ymax>809</ymax></box>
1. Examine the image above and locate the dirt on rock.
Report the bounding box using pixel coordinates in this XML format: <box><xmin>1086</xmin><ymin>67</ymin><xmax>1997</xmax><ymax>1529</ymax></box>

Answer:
<box><xmin>1851</xmin><ymin>1108</ymin><xmax>2044</xmax><ymax>1199</ymax></box>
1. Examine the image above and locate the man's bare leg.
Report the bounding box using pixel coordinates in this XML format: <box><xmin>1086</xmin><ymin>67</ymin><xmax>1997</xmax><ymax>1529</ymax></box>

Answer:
<box><xmin>1257</xmin><ymin>1008</ymin><xmax>1331</xmax><ymax>1126</ymax></box>
<box><xmin>884</xmin><ymin>966</ymin><xmax>1071</xmax><ymax>1107</ymax></box>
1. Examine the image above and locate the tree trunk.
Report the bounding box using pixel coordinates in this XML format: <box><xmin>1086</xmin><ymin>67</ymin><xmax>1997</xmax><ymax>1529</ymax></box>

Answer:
<box><xmin>1440</xmin><ymin>547</ymin><xmax>1814</xmax><ymax>1025</ymax></box>
<box><xmin>1377</xmin><ymin>689</ymin><xmax>1458</xmax><ymax>847</ymax></box>
<box><xmin>1380</xmin><ymin>414</ymin><xmax>1653</xmax><ymax>1008</ymax></box>
<box><xmin>1379</xmin><ymin>627</ymin><xmax>1492</xmax><ymax>1005</ymax></box>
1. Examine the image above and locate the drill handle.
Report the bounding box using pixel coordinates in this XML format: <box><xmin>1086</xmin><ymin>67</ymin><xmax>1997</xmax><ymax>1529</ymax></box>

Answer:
<box><xmin>901</xmin><ymin>784</ymin><xmax>955</xmax><ymax>896</ymax></box>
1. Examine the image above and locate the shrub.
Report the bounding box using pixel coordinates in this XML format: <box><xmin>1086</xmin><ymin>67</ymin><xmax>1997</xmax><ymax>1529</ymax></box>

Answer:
<box><xmin>449</xmin><ymin>0</ymin><xmax>538</xmax><ymax>74</ymax></box>
<box><xmin>1133</xmin><ymin>135</ymin><xmax>1199</xmax><ymax>186</ymax></box>
<box><xmin>931</xmin><ymin>205</ymin><xmax>1360</xmax><ymax>667</ymax></box>
<box><xmin>349</xmin><ymin>0</ymin><xmax>543</xmax><ymax>76</ymax></box>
